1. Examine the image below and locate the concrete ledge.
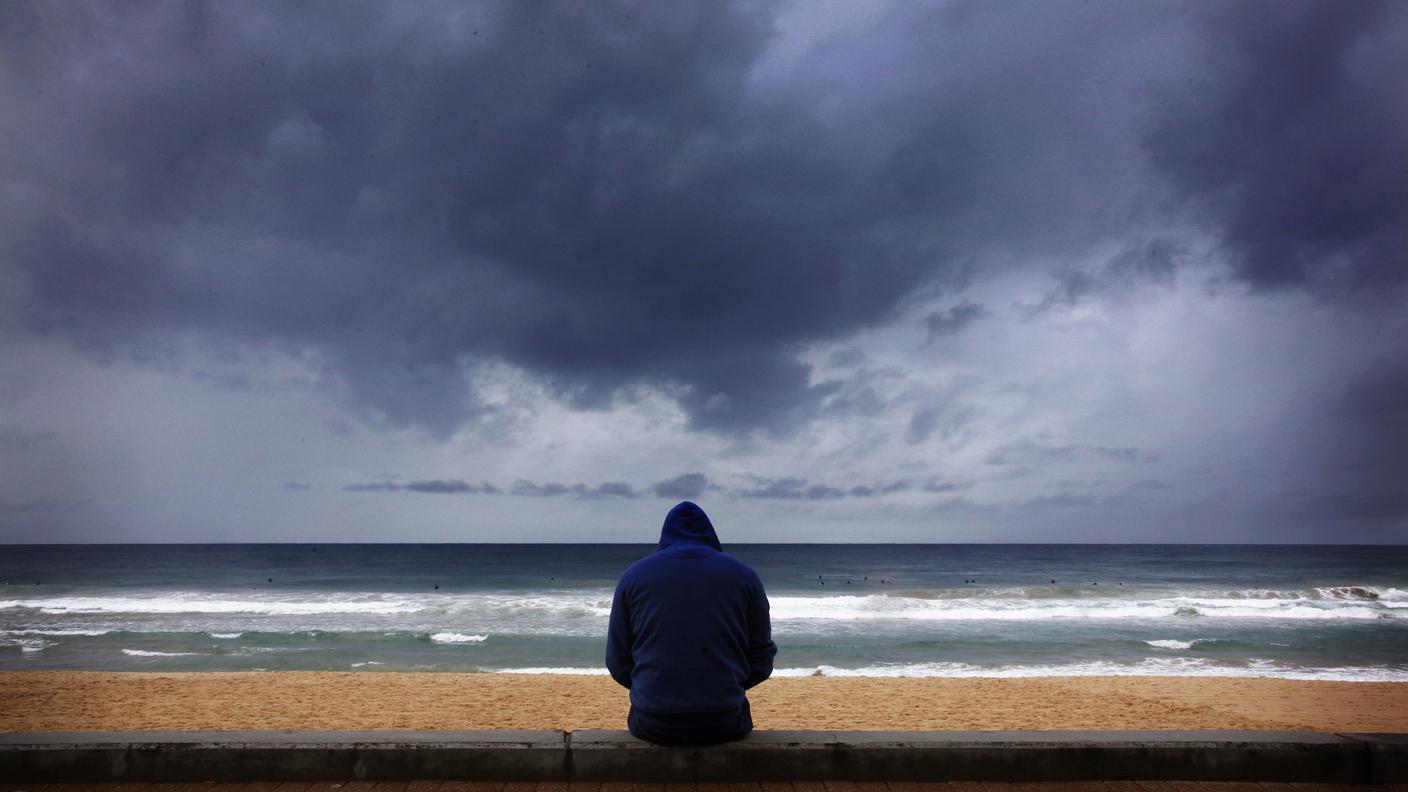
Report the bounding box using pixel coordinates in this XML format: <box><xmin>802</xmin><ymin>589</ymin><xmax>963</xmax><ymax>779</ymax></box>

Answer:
<box><xmin>0</xmin><ymin>731</ymin><xmax>567</xmax><ymax>782</ymax></box>
<box><xmin>1344</xmin><ymin>733</ymin><xmax>1408</xmax><ymax>783</ymax></box>
<box><xmin>572</xmin><ymin>730</ymin><xmax>1368</xmax><ymax>783</ymax></box>
<box><xmin>1</xmin><ymin>730</ymin><xmax>1398</xmax><ymax>783</ymax></box>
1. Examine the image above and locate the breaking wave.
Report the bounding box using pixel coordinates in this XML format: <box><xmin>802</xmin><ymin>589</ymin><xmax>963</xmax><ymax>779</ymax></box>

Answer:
<box><xmin>3</xmin><ymin>585</ymin><xmax>1401</xmax><ymax>622</ymax></box>
<box><xmin>465</xmin><ymin>661</ymin><xmax>1408</xmax><ymax>681</ymax></box>
<box><xmin>429</xmin><ymin>632</ymin><xmax>488</xmax><ymax>644</ymax></box>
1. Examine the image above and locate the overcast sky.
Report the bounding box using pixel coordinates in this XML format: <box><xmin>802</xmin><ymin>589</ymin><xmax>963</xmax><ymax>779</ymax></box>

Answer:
<box><xmin>2</xmin><ymin>0</ymin><xmax>1405</xmax><ymax>543</ymax></box>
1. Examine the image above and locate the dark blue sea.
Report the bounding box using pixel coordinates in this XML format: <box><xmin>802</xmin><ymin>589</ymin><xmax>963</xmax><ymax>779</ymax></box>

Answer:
<box><xmin>2</xmin><ymin>544</ymin><xmax>1405</xmax><ymax>679</ymax></box>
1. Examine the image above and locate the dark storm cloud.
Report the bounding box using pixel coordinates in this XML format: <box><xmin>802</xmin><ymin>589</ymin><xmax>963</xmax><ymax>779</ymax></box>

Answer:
<box><xmin>1146</xmin><ymin>0</ymin><xmax>1408</xmax><ymax>293</ymax></box>
<box><xmin>5</xmin><ymin>0</ymin><xmax>1404</xmax><ymax>484</ymax></box>
<box><xmin>650</xmin><ymin>473</ymin><xmax>710</xmax><ymax>500</ymax></box>
<box><xmin>1</xmin><ymin>0</ymin><xmax>1206</xmax><ymax>438</ymax></box>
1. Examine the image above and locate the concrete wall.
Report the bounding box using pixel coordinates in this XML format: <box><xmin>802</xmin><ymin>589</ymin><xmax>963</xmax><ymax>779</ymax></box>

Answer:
<box><xmin>2</xmin><ymin>730</ymin><xmax>1404</xmax><ymax>783</ymax></box>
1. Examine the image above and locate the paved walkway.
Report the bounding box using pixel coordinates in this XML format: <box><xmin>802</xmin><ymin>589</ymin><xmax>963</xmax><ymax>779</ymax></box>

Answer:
<box><xmin>4</xmin><ymin>782</ymin><xmax>1408</xmax><ymax>791</ymax></box>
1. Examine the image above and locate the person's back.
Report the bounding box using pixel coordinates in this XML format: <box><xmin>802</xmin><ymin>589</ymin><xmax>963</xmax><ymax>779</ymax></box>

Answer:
<box><xmin>605</xmin><ymin>501</ymin><xmax>776</xmax><ymax>745</ymax></box>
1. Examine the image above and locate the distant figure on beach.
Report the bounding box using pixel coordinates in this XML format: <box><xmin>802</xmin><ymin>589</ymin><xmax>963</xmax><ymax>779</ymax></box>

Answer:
<box><xmin>606</xmin><ymin>501</ymin><xmax>777</xmax><ymax>746</ymax></box>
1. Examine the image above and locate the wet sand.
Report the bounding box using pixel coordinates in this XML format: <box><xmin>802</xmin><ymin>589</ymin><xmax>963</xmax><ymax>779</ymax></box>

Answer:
<box><xmin>2</xmin><ymin>672</ymin><xmax>1405</xmax><ymax>733</ymax></box>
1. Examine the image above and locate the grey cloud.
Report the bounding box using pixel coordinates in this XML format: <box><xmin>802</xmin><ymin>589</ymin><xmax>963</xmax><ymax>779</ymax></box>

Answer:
<box><xmin>0</xmin><ymin>500</ymin><xmax>46</xmax><ymax>515</ymax></box>
<box><xmin>343</xmin><ymin>482</ymin><xmax>402</xmax><ymax>493</ymax></box>
<box><xmin>925</xmin><ymin>301</ymin><xmax>988</xmax><ymax>340</ymax></box>
<box><xmin>1145</xmin><ymin>0</ymin><xmax>1408</xmax><ymax>294</ymax></box>
<box><xmin>0</xmin><ymin>427</ymin><xmax>56</xmax><ymax>453</ymax></box>
<box><xmin>403</xmin><ymin>479</ymin><xmax>499</xmax><ymax>495</ymax></box>
<box><xmin>1020</xmin><ymin>493</ymin><xmax>1098</xmax><ymax>509</ymax></box>
<box><xmin>1303</xmin><ymin>491</ymin><xmax>1408</xmax><ymax>523</ymax></box>
<box><xmin>825</xmin><ymin>348</ymin><xmax>868</xmax><ymax>369</ymax></box>
<box><xmin>591</xmin><ymin>481</ymin><xmax>636</xmax><ymax>499</ymax></box>
<box><xmin>906</xmin><ymin>409</ymin><xmax>938</xmax><ymax>445</ymax></box>
<box><xmin>0</xmin><ymin>497</ymin><xmax>86</xmax><ymax>516</ymax></box>
<box><xmin>650</xmin><ymin>473</ymin><xmax>709</xmax><ymax>500</ymax></box>
<box><xmin>929</xmin><ymin>496</ymin><xmax>982</xmax><ymax>514</ymax></box>
<box><xmin>986</xmin><ymin>439</ymin><xmax>1147</xmax><ymax>467</ymax></box>
<box><xmin>737</xmin><ymin>476</ymin><xmax>910</xmax><ymax>500</ymax></box>
<box><xmin>847</xmin><ymin>481</ymin><xmax>912</xmax><ymax>498</ymax></box>
<box><xmin>1106</xmin><ymin>239</ymin><xmax>1182</xmax><ymax>285</ymax></box>
<box><xmin>510</xmin><ymin>480</ymin><xmax>635</xmax><ymax>499</ymax></box>
<box><xmin>510</xmin><ymin>481</ymin><xmax>573</xmax><ymax>498</ymax></box>
<box><xmin>345</xmin><ymin>472</ymin><xmax>919</xmax><ymax>501</ymax></box>
<box><xmin>922</xmin><ymin>480</ymin><xmax>972</xmax><ymax>494</ymax></box>
<box><xmin>282</xmin><ymin>482</ymin><xmax>312</xmax><ymax>491</ymax></box>
<box><xmin>345</xmin><ymin>478</ymin><xmax>620</xmax><ymax>497</ymax></box>
<box><xmin>1028</xmin><ymin>239</ymin><xmax>1184</xmax><ymax>313</ymax></box>
<box><xmin>737</xmin><ymin>477</ymin><xmax>809</xmax><ymax>500</ymax></box>
<box><xmin>1332</xmin><ymin>358</ymin><xmax>1408</xmax><ymax>521</ymax></box>
<box><xmin>906</xmin><ymin>400</ymin><xmax>980</xmax><ymax>446</ymax></box>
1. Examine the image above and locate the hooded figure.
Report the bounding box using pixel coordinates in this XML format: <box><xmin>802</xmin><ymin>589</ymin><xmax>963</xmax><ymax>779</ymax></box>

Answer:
<box><xmin>606</xmin><ymin>501</ymin><xmax>776</xmax><ymax>745</ymax></box>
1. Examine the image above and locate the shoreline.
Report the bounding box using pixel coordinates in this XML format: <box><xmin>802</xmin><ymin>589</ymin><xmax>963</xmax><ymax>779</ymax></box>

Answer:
<box><xmin>2</xmin><ymin>671</ymin><xmax>1406</xmax><ymax>733</ymax></box>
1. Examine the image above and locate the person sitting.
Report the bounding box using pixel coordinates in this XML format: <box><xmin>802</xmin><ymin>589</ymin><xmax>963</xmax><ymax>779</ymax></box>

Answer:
<box><xmin>605</xmin><ymin>501</ymin><xmax>776</xmax><ymax>745</ymax></box>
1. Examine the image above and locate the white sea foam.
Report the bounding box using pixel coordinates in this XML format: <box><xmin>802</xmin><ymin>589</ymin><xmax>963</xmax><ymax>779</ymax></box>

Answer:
<box><xmin>209</xmin><ymin>632</ymin><xmax>243</xmax><ymax>639</ymax></box>
<box><xmin>430</xmin><ymin>632</ymin><xmax>488</xmax><ymax>643</ymax></box>
<box><xmin>1</xmin><ymin>635</ymin><xmax>55</xmax><ymax>653</ymax></box>
<box><xmin>1</xmin><ymin>593</ymin><xmax>427</xmax><ymax>616</ymax></box>
<box><xmin>4</xmin><ymin>586</ymin><xmax>1402</xmax><ymax>623</ymax></box>
<box><xmin>1146</xmin><ymin>639</ymin><xmax>1206</xmax><ymax>650</ymax></box>
<box><xmin>350</xmin><ymin>661</ymin><xmax>384</xmax><ymax>667</ymax></box>
<box><xmin>0</xmin><ymin>591</ymin><xmax>614</xmax><ymax>618</ymax></box>
<box><xmin>768</xmin><ymin>593</ymin><xmax>1403</xmax><ymax>622</ymax></box>
<box><xmin>1</xmin><ymin>628</ymin><xmax>112</xmax><ymax>636</ymax></box>
<box><xmin>121</xmin><ymin>649</ymin><xmax>201</xmax><ymax>657</ymax></box>
<box><xmin>472</xmin><ymin>660</ymin><xmax>1408</xmax><ymax>681</ymax></box>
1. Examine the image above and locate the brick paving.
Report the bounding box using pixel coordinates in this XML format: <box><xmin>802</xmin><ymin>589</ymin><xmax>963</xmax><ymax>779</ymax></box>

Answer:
<box><xmin>2</xmin><ymin>777</ymin><xmax>1408</xmax><ymax>783</ymax></box>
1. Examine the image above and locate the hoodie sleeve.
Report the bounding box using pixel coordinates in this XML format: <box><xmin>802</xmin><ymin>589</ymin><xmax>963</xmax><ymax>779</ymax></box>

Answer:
<box><xmin>742</xmin><ymin>573</ymin><xmax>777</xmax><ymax>689</ymax></box>
<box><xmin>605</xmin><ymin>576</ymin><xmax>634</xmax><ymax>689</ymax></box>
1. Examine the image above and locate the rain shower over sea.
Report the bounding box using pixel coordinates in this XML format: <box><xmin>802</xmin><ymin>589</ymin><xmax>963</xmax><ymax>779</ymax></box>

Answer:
<box><xmin>3</xmin><ymin>544</ymin><xmax>1405</xmax><ymax>680</ymax></box>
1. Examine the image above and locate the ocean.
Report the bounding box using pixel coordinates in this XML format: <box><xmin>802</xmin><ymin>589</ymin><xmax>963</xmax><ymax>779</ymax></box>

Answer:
<box><xmin>2</xmin><ymin>544</ymin><xmax>1405</xmax><ymax>680</ymax></box>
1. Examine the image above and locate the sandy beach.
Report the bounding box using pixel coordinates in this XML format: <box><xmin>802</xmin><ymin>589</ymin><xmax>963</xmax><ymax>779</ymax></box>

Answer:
<box><xmin>1</xmin><ymin>672</ymin><xmax>1405</xmax><ymax>733</ymax></box>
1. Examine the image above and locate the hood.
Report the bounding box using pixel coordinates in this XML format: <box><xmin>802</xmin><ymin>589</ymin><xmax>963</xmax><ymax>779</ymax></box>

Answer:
<box><xmin>658</xmin><ymin>501</ymin><xmax>722</xmax><ymax>551</ymax></box>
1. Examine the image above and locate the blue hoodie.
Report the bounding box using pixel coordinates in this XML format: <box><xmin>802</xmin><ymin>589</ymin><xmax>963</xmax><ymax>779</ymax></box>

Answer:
<box><xmin>605</xmin><ymin>502</ymin><xmax>776</xmax><ymax>719</ymax></box>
